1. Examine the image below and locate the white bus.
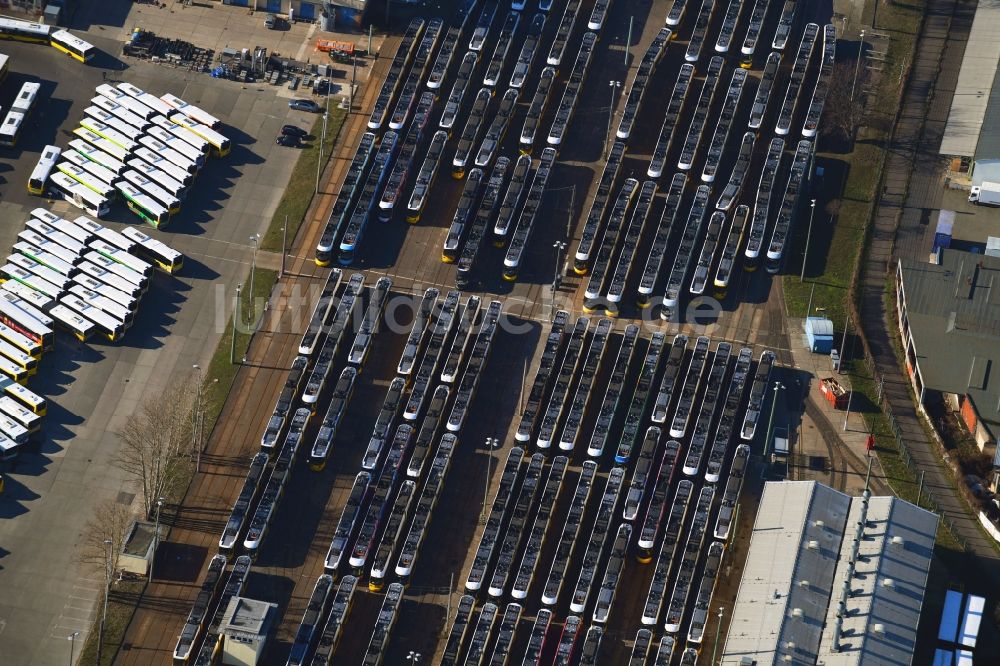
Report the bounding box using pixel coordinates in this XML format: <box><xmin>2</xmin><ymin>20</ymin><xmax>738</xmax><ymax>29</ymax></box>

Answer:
<box><xmin>116</xmin><ymin>181</ymin><xmax>170</xmax><ymax>228</ymax></box>
<box><xmin>28</xmin><ymin>144</ymin><xmax>61</xmax><ymax>194</ymax></box>
<box><xmin>146</xmin><ymin>125</ymin><xmax>205</xmax><ymax>166</ymax></box>
<box><xmin>68</xmin><ymin>139</ymin><xmax>126</xmax><ymax>176</ymax></box>
<box><xmin>88</xmin><ymin>240</ymin><xmax>153</xmax><ymax>279</ymax></box>
<box><xmin>0</xmin><ymin>377</ymin><xmax>46</xmax><ymax>416</ymax></box>
<box><xmin>0</xmin><ymin>412</ymin><xmax>29</xmax><ymax>443</ymax></box>
<box><xmin>0</xmin><ymin>320</ymin><xmax>43</xmax><ymax>359</ymax></box>
<box><xmin>90</xmin><ymin>95</ymin><xmax>150</xmax><ymax>131</ymax></box>
<box><xmin>62</xmin><ymin>149</ymin><xmax>119</xmax><ymax>186</ymax></box>
<box><xmin>0</xmin><ymin>296</ymin><xmax>55</xmax><ymax>349</ymax></box>
<box><xmin>2</xmin><ymin>277</ymin><xmax>55</xmax><ymax>311</ymax></box>
<box><xmin>13</xmin><ymin>241</ymin><xmax>75</xmax><ymax>276</ymax></box>
<box><xmin>73</xmin><ymin>127</ymin><xmax>128</xmax><ymax>161</ymax></box>
<box><xmin>170</xmin><ymin>114</ymin><xmax>231</xmax><ymax>158</ymax></box>
<box><xmin>48</xmin><ymin>302</ymin><xmax>95</xmax><ymax>341</ymax></box>
<box><xmin>83</xmin><ymin>251</ymin><xmax>147</xmax><ymax>292</ymax></box>
<box><xmin>68</xmin><ymin>284</ymin><xmax>134</xmax><ymax>326</ymax></box>
<box><xmin>151</xmin><ymin>114</ymin><xmax>209</xmax><ymax>155</ymax></box>
<box><xmin>120</xmin><ymin>226</ymin><xmax>183</xmax><ymax>274</ymax></box>
<box><xmin>78</xmin><ymin>117</ymin><xmax>137</xmax><ymax>152</ymax></box>
<box><xmin>34</xmin><ymin>208</ymin><xmax>91</xmax><ymax>245</ymax></box>
<box><xmin>138</xmin><ymin>135</ymin><xmax>197</xmax><ymax>174</ymax></box>
<box><xmin>61</xmin><ymin>295</ymin><xmax>125</xmax><ymax>341</ymax></box>
<box><xmin>83</xmin><ymin>107</ymin><xmax>143</xmax><ymax>142</ymax></box>
<box><xmin>0</xmin><ymin>338</ymin><xmax>37</xmax><ymax>378</ymax></box>
<box><xmin>160</xmin><ymin>93</ymin><xmax>222</xmax><ymax>129</ymax></box>
<box><xmin>116</xmin><ymin>82</ymin><xmax>175</xmax><ymax>118</ymax></box>
<box><xmin>133</xmin><ymin>147</ymin><xmax>193</xmax><ymax>186</ymax></box>
<box><xmin>120</xmin><ymin>169</ymin><xmax>180</xmax><ymax>213</ymax></box>
<box><xmin>11</xmin><ymin>81</ymin><xmax>39</xmax><ymax>115</ymax></box>
<box><xmin>75</xmin><ymin>217</ymin><xmax>134</xmax><ymax>254</ymax></box>
<box><xmin>26</xmin><ymin>213</ymin><xmax>87</xmax><ymax>254</ymax></box>
<box><xmin>56</xmin><ymin>162</ymin><xmax>115</xmax><ymax>199</ymax></box>
<box><xmin>0</xmin><ymin>396</ymin><xmax>41</xmax><ymax>433</ymax></box>
<box><xmin>0</xmin><ymin>112</ymin><xmax>24</xmax><ymax>146</ymax></box>
<box><xmin>7</xmin><ymin>254</ymin><xmax>70</xmax><ymax>293</ymax></box>
<box><xmin>77</xmin><ymin>261</ymin><xmax>142</xmax><ymax>300</ymax></box>
<box><xmin>49</xmin><ymin>172</ymin><xmax>111</xmax><ymax>218</ymax></box>
<box><xmin>126</xmin><ymin>157</ymin><xmax>186</xmax><ymax>199</ymax></box>
<box><xmin>72</xmin><ymin>274</ymin><xmax>135</xmax><ymax>311</ymax></box>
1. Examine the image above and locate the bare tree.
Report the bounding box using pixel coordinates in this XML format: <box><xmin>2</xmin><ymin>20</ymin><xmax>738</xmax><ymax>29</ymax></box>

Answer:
<box><xmin>115</xmin><ymin>381</ymin><xmax>194</xmax><ymax>518</ymax></box>
<box><xmin>822</xmin><ymin>61</ymin><xmax>870</xmax><ymax>142</ymax></box>
<box><xmin>78</xmin><ymin>498</ymin><xmax>134</xmax><ymax>579</ymax></box>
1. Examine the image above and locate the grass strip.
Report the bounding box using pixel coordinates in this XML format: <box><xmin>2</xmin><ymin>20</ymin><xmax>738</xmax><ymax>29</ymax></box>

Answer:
<box><xmin>261</xmin><ymin>107</ymin><xmax>347</xmax><ymax>253</ymax></box>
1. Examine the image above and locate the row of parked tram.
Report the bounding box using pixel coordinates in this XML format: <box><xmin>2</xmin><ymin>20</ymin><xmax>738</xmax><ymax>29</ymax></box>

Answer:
<box><xmin>172</xmin><ymin>262</ymin><xmax>508</xmax><ymax>663</ymax></box>
<box><xmin>438</xmin><ymin>296</ymin><xmax>779</xmax><ymax>663</ymax></box>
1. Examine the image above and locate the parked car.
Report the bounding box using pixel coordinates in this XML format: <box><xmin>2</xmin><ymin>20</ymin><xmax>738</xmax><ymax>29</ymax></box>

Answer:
<box><xmin>281</xmin><ymin>125</ymin><xmax>309</xmax><ymax>138</ymax></box>
<box><xmin>276</xmin><ymin>134</ymin><xmax>300</xmax><ymax>147</ymax></box>
<box><xmin>289</xmin><ymin>99</ymin><xmax>322</xmax><ymax>112</ymax></box>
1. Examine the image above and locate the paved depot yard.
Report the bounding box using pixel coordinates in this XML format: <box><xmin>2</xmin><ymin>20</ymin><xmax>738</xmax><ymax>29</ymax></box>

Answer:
<box><xmin>0</xmin><ymin>1</ymin><xmax>369</xmax><ymax>662</ymax></box>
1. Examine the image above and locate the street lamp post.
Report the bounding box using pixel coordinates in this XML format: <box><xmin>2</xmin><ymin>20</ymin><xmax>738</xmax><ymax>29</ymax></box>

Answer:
<box><xmin>764</xmin><ymin>382</ymin><xmax>785</xmax><ymax>459</ymax></box>
<box><xmin>712</xmin><ymin>607</ymin><xmax>725</xmax><ymax>665</ymax></box>
<box><xmin>406</xmin><ymin>651</ymin><xmax>421</xmax><ymax>665</ymax></box>
<box><xmin>97</xmin><ymin>538</ymin><xmax>113</xmax><ymax>665</ymax></box>
<box><xmin>606</xmin><ymin>80</ymin><xmax>621</xmax><ymax>156</ymax></box>
<box><xmin>152</xmin><ymin>497</ymin><xmax>164</xmax><ymax>580</ymax></box>
<box><xmin>851</xmin><ymin>30</ymin><xmax>866</xmax><ymax>101</ymax></box>
<box><xmin>192</xmin><ymin>364</ymin><xmax>203</xmax><ymax>472</ymax></box>
<box><xmin>231</xmin><ymin>283</ymin><xmax>242</xmax><ymax>365</ymax></box>
<box><xmin>801</xmin><ymin>199</ymin><xmax>816</xmax><ymax>282</ymax></box>
<box><xmin>280</xmin><ymin>215</ymin><xmax>288</xmax><ymax>279</ymax></box>
<box><xmin>68</xmin><ymin>631</ymin><xmax>79</xmax><ymax>666</ymax></box>
<box><xmin>316</xmin><ymin>110</ymin><xmax>329</xmax><ymax>194</ymax></box>
<box><xmin>248</xmin><ymin>235</ymin><xmax>259</xmax><ymax>326</ymax></box>
<box><xmin>552</xmin><ymin>241</ymin><xmax>566</xmax><ymax>301</ymax></box>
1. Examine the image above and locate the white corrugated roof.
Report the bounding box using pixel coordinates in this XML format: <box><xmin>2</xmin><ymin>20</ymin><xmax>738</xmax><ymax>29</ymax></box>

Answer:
<box><xmin>940</xmin><ymin>0</ymin><xmax>1000</xmax><ymax>156</ymax></box>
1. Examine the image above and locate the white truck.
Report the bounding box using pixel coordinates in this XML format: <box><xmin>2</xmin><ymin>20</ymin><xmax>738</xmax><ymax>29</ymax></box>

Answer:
<box><xmin>969</xmin><ymin>181</ymin><xmax>1000</xmax><ymax>206</ymax></box>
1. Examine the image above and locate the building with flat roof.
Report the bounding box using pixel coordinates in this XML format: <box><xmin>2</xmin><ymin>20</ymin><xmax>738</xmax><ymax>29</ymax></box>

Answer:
<box><xmin>722</xmin><ymin>481</ymin><xmax>938</xmax><ymax>666</ymax></box>
<box><xmin>220</xmin><ymin>596</ymin><xmax>277</xmax><ymax>666</ymax></box>
<box><xmin>896</xmin><ymin>249</ymin><xmax>1000</xmax><ymax>450</ymax></box>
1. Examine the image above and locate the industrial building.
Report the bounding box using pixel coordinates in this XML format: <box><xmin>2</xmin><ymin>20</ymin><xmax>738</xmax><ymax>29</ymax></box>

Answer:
<box><xmin>722</xmin><ymin>481</ymin><xmax>938</xmax><ymax>666</ymax></box>
<box><xmin>219</xmin><ymin>596</ymin><xmax>277</xmax><ymax>666</ymax></box>
<box><xmin>895</xmin><ymin>249</ymin><xmax>1000</xmax><ymax>451</ymax></box>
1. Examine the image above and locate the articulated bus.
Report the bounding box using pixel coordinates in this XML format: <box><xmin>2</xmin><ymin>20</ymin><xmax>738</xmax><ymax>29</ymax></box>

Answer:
<box><xmin>0</xmin><ymin>112</ymin><xmax>24</xmax><ymax>147</ymax></box>
<box><xmin>63</xmin><ymin>149</ymin><xmax>119</xmax><ymax>186</ymax></box>
<box><xmin>96</xmin><ymin>84</ymin><xmax>157</xmax><ymax>122</ymax></box>
<box><xmin>116</xmin><ymin>181</ymin><xmax>170</xmax><ymax>228</ymax></box>
<box><xmin>146</xmin><ymin>125</ymin><xmax>205</xmax><ymax>167</ymax></box>
<box><xmin>120</xmin><ymin>226</ymin><xmax>183</xmax><ymax>273</ymax></box>
<box><xmin>83</xmin><ymin>107</ymin><xmax>143</xmax><ymax>142</ymax></box>
<box><xmin>88</xmin><ymin>240</ymin><xmax>153</xmax><ymax>279</ymax></box>
<box><xmin>160</xmin><ymin>93</ymin><xmax>222</xmax><ymax>129</ymax></box>
<box><xmin>12</xmin><ymin>242</ymin><xmax>74</xmax><ymax>278</ymax></box>
<box><xmin>73</xmin><ymin>127</ymin><xmax>128</xmax><ymax>161</ymax></box>
<box><xmin>56</xmin><ymin>162</ymin><xmax>115</xmax><ymax>199</ymax></box>
<box><xmin>116</xmin><ymin>82</ymin><xmax>175</xmax><ymax>118</ymax></box>
<box><xmin>68</xmin><ymin>139</ymin><xmax>126</xmax><ymax>176</ymax></box>
<box><xmin>49</xmin><ymin>172</ymin><xmax>111</xmax><ymax>218</ymax></box>
<box><xmin>50</xmin><ymin>29</ymin><xmax>96</xmax><ymax>62</ymax></box>
<box><xmin>151</xmin><ymin>114</ymin><xmax>209</xmax><ymax>156</ymax></box>
<box><xmin>28</xmin><ymin>145</ymin><xmax>61</xmax><ymax>195</ymax></box>
<box><xmin>138</xmin><ymin>136</ymin><xmax>198</xmax><ymax>175</ymax></box>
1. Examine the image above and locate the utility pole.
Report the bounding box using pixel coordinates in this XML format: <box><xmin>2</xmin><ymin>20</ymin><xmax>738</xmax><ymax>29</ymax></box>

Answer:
<box><xmin>316</xmin><ymin>109</ymin><xmax>329</xmax><ymax>194</ymax></box>
<box><xmin>231</xmin><ymin>283</ymin><xmax>242</xmax><ymax>364</ymax></box>
<box><xmin>606</xmin><ymin>80</ymin><xmax>621</xmax><ymax>156</ymax></box>
<box><xmin>552</xmin><ymin>241</ymin><xmax>566</xmax><ymax>301</ymax></box>
<box><xmin>764</xmin><ymin>382</ymin><xmax>784</xmax><ymax>459</ymax></box>
<box><xmin>801</xmin><ymin>199</ymin><xmax>816</xmax><ymax>282</ymax></box>
<box><xmin>851</xmin><ymin>30</ymin><xmax>865</xmax><ymax>101</ymax></box>
<box><xmin>152</xmin><ymin>497</ymin><xmax>164</xmax><ymax>579</ymax></box>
